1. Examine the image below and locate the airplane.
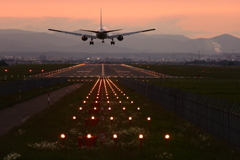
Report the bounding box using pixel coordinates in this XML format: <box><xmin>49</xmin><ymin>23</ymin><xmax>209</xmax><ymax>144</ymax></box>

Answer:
<box><xmin>48</xmin><ymin>9</ymin><xmax>156</xmax><ymax>45</ymax></box>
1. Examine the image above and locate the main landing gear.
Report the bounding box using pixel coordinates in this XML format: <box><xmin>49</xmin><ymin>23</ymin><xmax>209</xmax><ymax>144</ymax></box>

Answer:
<box><xmin>111</xmin><ymin>39</ymin><xmax>115</xmax><ymax>45</ymax></box>
<box><xmin>90</xmin><ymin>41</ymin><xmax>94</xmax><ymax>45</ymax></box>
<box><xmin>102</xmin><ymin>40</ymin><xmax>105</xmax><ymax>43</ymax></box>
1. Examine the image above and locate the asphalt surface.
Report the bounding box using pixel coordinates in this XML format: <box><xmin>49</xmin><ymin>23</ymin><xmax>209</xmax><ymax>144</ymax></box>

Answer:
<box><xmin>0</xmin><ymin>83</ymin><xmax>82</xmax><ymax>135</ymax></box>
<box><xmin>0</xmin><ymin>64</ymin><xmax>158</xmax><ymax>136</ymax></box>
<box><xmin>47</xmin><ymin>64</ymin><xmax>159</xmax><ymax>78</ymax></box>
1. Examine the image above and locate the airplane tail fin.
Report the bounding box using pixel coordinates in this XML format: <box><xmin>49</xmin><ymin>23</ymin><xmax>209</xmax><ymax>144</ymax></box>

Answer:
<box><xmin>100</xmin><ymin>8</ymin><xmax>102</xmax><ymax>28</ymax></box>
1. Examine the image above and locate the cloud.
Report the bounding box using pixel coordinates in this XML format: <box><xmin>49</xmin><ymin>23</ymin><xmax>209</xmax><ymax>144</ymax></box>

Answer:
<box><xmin>0</xmin><ymin>17</ymin><xmax>96</xmax><ymax>32</ymax></box>
<box><xmin>144</xmin><ymin>16</ymin><xmax>209</xmax><ymax>37</ymax></box>
<box><xmin>0</xmin><ymin>16</ymin><xmax>236</xmax><ymax>39</ymax></box>
<box><xmin>229</xmin><ymin>31</ymin><xmax>240</xmax><ymax>38</ymax></box>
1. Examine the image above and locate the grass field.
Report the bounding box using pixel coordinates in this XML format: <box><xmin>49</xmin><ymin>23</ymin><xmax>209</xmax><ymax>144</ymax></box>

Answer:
<box><xmin>0</xmin><ymin>79</ymin><xmax>239</xmax><ymax>160</ymax></box>
<box><xmin>0</xmin><ymin>64</ymin><xmax>75</xmax><ymax>81</ymax></box>
<box><xmin>130</xmin><ymin>64</ymin><xmax>240</xmax><ymax>103</ymax></box>
<box><xmin>138</xmin><ymin>79</ymin><xmax>240</xmax><ymax>103</ymax></box>
<box><xmin>132</xmin><ymin>64</ymin><xmax>240</xmax><ymax>79</ymax></box>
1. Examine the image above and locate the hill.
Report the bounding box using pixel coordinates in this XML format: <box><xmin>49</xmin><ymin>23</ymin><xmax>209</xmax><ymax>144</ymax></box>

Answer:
<box><xmin>0</xmin><ymin>29</ymin><xmax>239</xmax><ymax>54</ymax></box>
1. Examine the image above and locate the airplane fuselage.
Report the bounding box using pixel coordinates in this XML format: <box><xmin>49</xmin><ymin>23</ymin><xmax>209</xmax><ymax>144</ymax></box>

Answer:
<box><xmin>96</xmin><ymin>27</ymin><xmax>108</xmax><ymax>39</ymax></box>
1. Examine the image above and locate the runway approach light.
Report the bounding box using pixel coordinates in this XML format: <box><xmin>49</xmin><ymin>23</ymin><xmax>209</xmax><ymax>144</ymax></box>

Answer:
<box><xmin>113</xmin><ymin>134</ymin><xmax>117</xmax><ymax>139</ymax></box>
<box><xmin>165</xmin><ymin>134</ymin><xmax>170</xmax><ymax>139</ymax></box>
<box><xmin>87</xmin><ymin>134</ymin><xmax>92</xmax><ymax>138</ymax></box>
<box><xmin>61</xmin><ymin>134</ymin><xmax>65</xmax><ymax>139</ymax></box>
<box><xmin>139</xmin><ymin>134</ymin><xmax>143</xmax><ymax>139</ymax></box>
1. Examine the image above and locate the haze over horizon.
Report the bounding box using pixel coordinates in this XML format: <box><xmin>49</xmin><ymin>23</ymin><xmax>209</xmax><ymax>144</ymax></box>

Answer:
<box><xmin>1</xmin><ymin>0</ymin><xmax>240</xmax><ymax>39</ymax></box>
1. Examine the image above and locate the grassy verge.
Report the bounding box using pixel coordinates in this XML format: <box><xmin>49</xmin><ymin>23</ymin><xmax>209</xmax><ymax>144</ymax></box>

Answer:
<box><xmin>0</xmin><ymin>64</ymin><xmax>75</xmax><ymax>81</ymax></box>
<box><xmin>131</xmin><ymin>64</ymin><xmax>240</xmax><ymax>79</ymax></box>
<box><xmin>137</xmin><ymin>78</ymin><xmax>240</xmax><ymax>103</ymax></box>
<box><xmin>0</xmin><ymin>82</ymin><xmax>74</xmax><ymax>110</ymax></box>
<box><xmin>0</xmin><ymin>79</ymin><xmax>239</xmax><ymax>160</ymax></box>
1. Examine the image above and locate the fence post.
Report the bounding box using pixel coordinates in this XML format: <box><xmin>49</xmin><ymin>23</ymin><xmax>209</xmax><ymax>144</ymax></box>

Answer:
<box><xmin>18</xmin><ymin>85</ymin><xmax>21</xmax><ymax>100</ymax></box>
<box><xmin>48</xmin><ymin>91</ymin><xmax>50</xmax><ymax>106</ymax></box>
<box><xmin>66</xmin><ymin>86</ymin><xmax>68</xmax><ymax>94</ymax></box>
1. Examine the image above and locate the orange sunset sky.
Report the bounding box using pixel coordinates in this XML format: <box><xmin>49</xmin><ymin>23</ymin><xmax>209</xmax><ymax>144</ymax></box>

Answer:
<box><xmin>1</xmin><ymin>0</ymin><xmax>240</xmax><ymax>38</ymax></box>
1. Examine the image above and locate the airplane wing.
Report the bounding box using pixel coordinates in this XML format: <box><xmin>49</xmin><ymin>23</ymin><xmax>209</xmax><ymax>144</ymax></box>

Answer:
<box><xmin>48</xmin><ymin>29</ymin><xmax>96</xmax><ymax>39</ymax></box>
<box><xmin>107</xmin><ymin>28</ymin><xmax>155</xmax><ymax>39</ymax></box>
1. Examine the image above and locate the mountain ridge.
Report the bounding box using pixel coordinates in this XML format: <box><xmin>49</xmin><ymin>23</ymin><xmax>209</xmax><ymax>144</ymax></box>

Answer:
<box><xmin>0</xmin><ymin>29</ymin><xmax>239</xmax><ymax>54</ymax></box>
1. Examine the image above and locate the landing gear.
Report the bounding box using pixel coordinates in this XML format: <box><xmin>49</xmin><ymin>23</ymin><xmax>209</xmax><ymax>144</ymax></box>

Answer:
<box><xmin>102</xmin><ymin>40</ymin><xmax>105</xmax><ymax>43</ymax></box>
<box><xmin>90</xmin><ymin>41</ymin><xmax>94</xmax><ymax>45</ymax></box>
<box><xmin>89</xmin><ymin>38</ymin><xmax>94</xmax><ymax>45</ymax></box>
<box><xmin>111</xmin><ymin>39</ymin><xmax>115</xmax><ymax>45</ymax></box>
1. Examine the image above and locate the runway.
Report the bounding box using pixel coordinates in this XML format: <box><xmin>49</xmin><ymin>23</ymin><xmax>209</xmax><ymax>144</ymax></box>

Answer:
<box><xmin>46</xmin><ymin>64</ymin><xmax>159</xmax><ymax>78</ymax></box>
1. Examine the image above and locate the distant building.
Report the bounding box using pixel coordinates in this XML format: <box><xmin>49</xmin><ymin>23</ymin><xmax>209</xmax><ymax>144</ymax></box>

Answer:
<box><xmin>39</xmin><ymin>54</ymin><xmax>47</xmax><ymax>61</ymax></box>
<box><xmin>226</xmin><ymin>54</ymin><xmax>232</xmax><ymax>60</ymax></box>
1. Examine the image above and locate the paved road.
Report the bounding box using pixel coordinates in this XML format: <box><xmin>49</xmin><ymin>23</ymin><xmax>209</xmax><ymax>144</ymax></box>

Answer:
<box><xmin>46</xmin><ymin>64</ymin><xmax>159</xmax><ymax>78</ymax></box>
<box><xmin>0</xmin><ymin>83</ymin><xmax>82</xmax><ymax>135</ymax></box>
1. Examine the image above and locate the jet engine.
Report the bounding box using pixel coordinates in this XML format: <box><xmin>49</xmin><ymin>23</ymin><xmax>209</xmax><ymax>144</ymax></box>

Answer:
<box><xmin>81</xmin><ymin>35</ymin><xmax>88</xmax><ymax>41</ymax></box>
<box><xmin>117</xmin><ymin>35</ymin><xmax>124</xmax><ymax>41</ymax></box>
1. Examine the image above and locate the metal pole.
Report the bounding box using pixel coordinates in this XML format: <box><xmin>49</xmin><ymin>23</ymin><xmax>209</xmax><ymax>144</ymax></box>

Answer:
<box><xmin>48</xmin><ymin>91</ymin><xmax>50</xmax><ymax>106</ymax></box>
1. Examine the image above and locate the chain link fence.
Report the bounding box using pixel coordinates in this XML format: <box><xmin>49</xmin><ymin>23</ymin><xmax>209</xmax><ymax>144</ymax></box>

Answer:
<box><xmin>119</xmin><ymin>78</ymin><xmax>240</xmax><ymax>149</ymax></box>
<box><xmin>0</xmin><ymin>77</ymin><xmax>68</xmax><ymax>96</ymax></box>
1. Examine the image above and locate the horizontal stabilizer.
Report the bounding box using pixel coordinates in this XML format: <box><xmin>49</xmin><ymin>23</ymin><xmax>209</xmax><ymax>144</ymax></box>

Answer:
<box><xmin>103</xmin><ymin>29</ymin><xmax>122</xmax><ymax>33</ymax></box>
<box><xmin>79</xmin><ymin>29</ymin><xmax>99</xmax><ymax>33</ymax></box>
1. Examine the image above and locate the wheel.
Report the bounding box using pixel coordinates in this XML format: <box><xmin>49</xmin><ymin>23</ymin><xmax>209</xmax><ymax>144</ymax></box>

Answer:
<box><xmin>102</xmin><ymin>40</ymin><xmax>105</xmax><ymax>43</ymax></box>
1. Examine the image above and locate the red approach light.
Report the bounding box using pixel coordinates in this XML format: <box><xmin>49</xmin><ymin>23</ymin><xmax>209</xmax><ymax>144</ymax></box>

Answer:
<box><xmin>29</xmin><ymin>69</ymin><xmax>32</xmax><ymax>72</ymax></box>
<box><xmin>41</xmin><ymin>69</ymin><xmax>44</xmax><ymax>72</ymax></box>
<box><xmin>4</xmin><ymin>69</ymin><xmax>8</xmax><ymax>72</ymax></box>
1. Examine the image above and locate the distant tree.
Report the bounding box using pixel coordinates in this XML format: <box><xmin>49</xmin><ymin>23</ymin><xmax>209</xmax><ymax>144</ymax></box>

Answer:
<box><xmin>0</xmin><ymin>61</ymin><xmax>9</xmax><ymax>66</ymax></box>
<box><xmin>228</xmin><ymin>61</ymin><xmax>235</xmax><ymax>65</ymax></box>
